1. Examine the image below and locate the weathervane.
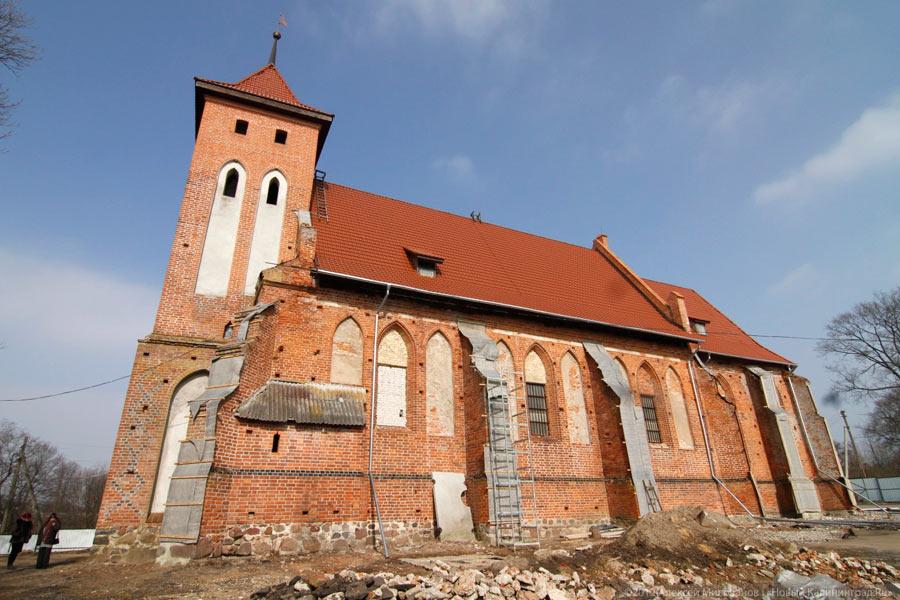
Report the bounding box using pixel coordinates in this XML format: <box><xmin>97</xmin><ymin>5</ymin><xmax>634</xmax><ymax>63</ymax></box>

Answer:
<box><xmin>269</xmin><ymin>15</ymin><xmax>288</xmax><ymax>65</ymax></box>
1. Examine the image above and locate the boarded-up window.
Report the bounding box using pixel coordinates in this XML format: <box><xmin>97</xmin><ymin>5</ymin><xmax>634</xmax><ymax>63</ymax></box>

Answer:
<box><xmin>525</xmin><ymin>350</ymin><xmax>549</xmax><ymax>437</ymax></box>
<box><xmin>666</xmin><ymin>367</ymin><xmax>694</xmax><ymax>449</ymax></box>
<box><xmin>496</xmin><ymin>341</ymin><xmax>518</xmax><ymax>441</ymax></box>
<box><xmin>151</xmin><ymin>372</ymin><xmax>209</xmax><ymax>513</ymax></box>
<box><xmin>638</xmin><ymin>364</ymin><xmax>664</xmax><ymax>444</ymax></box>
<box><xmin>330</xmin><ymin>318</ymin><xmax>363</xmax><ymax>385</ymax></box>
<box><xmin>561</xmin><ymin>352</ymin><xmax>590</xmax><ymax>444</ymax></box>
<box><xmin>376</xmin><ymin>329</ymin><xmax>408</xmax><ymax>427</ymax></box>
<box><xmin>426</xmin><ymin>332</ymin><xmax>454</xmax><ymax>436</ymax></box>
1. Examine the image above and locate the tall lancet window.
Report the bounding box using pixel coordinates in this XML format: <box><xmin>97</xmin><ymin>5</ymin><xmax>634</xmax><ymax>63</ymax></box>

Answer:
<box><xmin>376</xmin><ymin>329</ymin><xmax>409</xmax><ymax>427</ymax></box>
<box><xmin>196</xmin><ymin>162</ymin><xmax>246</xmax><ymax>297</ymax></box>
<box><xmin>244</xmin><ymin>171</ymin><xmax>287</xmax><ymax>295</ymax></box>
<box><xmin>266</xmin><ymin>178</ymin><xmax>279</xmax><ymax>205</ymax></box>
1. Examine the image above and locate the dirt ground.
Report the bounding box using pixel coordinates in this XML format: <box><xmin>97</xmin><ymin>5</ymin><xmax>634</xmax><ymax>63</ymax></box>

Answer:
<box><xmin>2</xmin><ymin>519</ymin><xmax>897</xmax><ymax>600</ymax></box>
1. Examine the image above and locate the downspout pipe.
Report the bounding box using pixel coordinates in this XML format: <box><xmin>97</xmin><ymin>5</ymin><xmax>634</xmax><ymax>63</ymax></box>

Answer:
<box><xmin>687</xmin><ymin>353</ymin><xmax>759</xmax><ymax>519</ymax></box>
<box><xmin>368</xmin><ymin>284</ymin><xmax>392</xmax><ymax>557</ymax></box>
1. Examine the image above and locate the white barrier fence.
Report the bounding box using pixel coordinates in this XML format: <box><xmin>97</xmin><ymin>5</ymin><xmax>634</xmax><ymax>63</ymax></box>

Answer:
<box><xmin>850</xmin><ymin>476</ymin><xmax>900</xmax><ymax>504</ymax></box>
<box><xmin>0</xmin><ymin>529</ymin><xmax>96</xmax><ymax>554</ymax></box>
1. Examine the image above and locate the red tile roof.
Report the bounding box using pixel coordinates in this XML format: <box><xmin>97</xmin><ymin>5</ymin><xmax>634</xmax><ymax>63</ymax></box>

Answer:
<box><xmin>315</xmin><ymin>183</ymin><xmax>694</xmax><ymax>340</ymax></box>
<box><xmin>196</xmin><ymin>64</ymin><xmax>331</xmax><ymax>116</ymax></box>
<box><xmin>646</xmin><ymin>279</ymin><xmax>793</xmax><ymax>366</ymax></box>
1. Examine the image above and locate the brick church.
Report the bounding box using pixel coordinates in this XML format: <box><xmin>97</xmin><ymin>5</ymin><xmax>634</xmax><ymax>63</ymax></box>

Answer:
<box><xmin>97</xmin><ymin>37</ymin><xmax>851</xmax><ymax>561</ymax></box>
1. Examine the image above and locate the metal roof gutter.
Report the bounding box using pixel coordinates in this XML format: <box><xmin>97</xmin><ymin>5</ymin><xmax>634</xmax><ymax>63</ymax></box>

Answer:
<box><xmin>314</xmin><ymin>269</ymin><xmax>701</xmax><ymax>344</ymax></box>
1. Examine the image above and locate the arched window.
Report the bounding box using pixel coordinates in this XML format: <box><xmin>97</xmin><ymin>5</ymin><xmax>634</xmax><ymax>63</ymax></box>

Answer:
<box><xmin>266</xmin><ymin>177</ymin><xmax>279</xmax><ymax>205</ymax></box>
<box><xmin>376</xmin><ymin>328</ymin><xmax>409</xmax><ymax>427</ymax></box>
<box><xmin>243</xmin><ymin>171</ymin><xmax>287</xmax><ymax>295</ymax></box>
<box><xmin>665</xmin><ymin>367</ymin><xmax>694</xmax><ymax>449</ymax></box>
<box><xmin>196</xmin><ymin>162</ymin><xmax>246</xmax><ymax>296</ymax></box>
<box><xmin>637</xmin><ymin>363</ymin><xmax>663</xmax><ymax>444</ymax></box>
<box><xmin>426</xmin><ymin>332</ymin><xmax>454</xmax><ymax>436</ymax></box>
<box><xmin>524</xmin><ymin>350</ymin><xmax>549</xmax><ymax>437</ymax></box>
<box><xmin>561</xmin><ymin>352</ymin><xmax>590</xmax><ymax>444</ymax></box>
<box><xmin>496</xmin><ymin>341</ymin><xmax>518</xmax><ymax>440</ymax></box>
<box><xmin>330</xmin><ymin>318</ymin><xmax>363</xmax><ymax>385</ymax></box>
<box><xmin>223</xmin><ymin>168</ymin><xmax>239</xmax><ymax>198</ymax></box>
<box><xmin>223</xmin><ymin>322</ymin><xmax>233</xmax><ymax>338</ymax></box>
<box><xmin>151</xmin><ymin>371</ymin><xmax>209</xmax><ymax>514</ymax></box>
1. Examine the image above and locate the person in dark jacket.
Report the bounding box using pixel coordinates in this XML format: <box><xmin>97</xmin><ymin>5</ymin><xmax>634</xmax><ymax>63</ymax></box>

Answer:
<box><xmin>34</xmin><ymin>513</ymin><xmax>60</xmax><ymax>569</ymax></box>
<box><xmin>6</xmin><ymin>512</ymin><xmax>33</xmax><ymax>569</ymax></box>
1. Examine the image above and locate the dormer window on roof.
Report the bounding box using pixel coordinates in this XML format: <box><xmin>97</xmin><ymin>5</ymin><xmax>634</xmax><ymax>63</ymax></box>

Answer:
<box><xmin>690</xmin><ymin>319</ymin><xmax>708</xmax><ymax>336</ymax></box>
<box><xmin>404</xmin><ymin>247</ymin><xmax>444</xmax><ymax>278</ymax></box>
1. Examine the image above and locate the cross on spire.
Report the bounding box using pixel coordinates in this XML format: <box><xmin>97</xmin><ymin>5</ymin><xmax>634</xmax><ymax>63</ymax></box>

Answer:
<box><xmin>268</xmin><ymin>15</ymin><xmax>288</xmax><ymax>65</ymax></box>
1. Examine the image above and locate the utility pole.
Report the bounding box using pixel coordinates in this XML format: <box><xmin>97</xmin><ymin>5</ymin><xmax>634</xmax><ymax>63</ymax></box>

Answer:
<box><xmin>842</xmin><ymin>411</ymin><xmax>871</xmax><ymax>499</ymax></box>
<box><xmin>1</xmin><ymin>437</ymin><xmax>27</xmax><ymax>533</ymax></box>
<box><xmin>21</xmin><ymin>455</ymin><xmax>43</xmax><ymax>526</ymax></box>
<box><xmin>841</xmin><ymin>411</ymin><xmax>855</xmax><ymax>506</ymax></box>
<box><xmin>866</xmin><ymin>439</ymin><xmax>886</xmax><ymax>503</ymax></box>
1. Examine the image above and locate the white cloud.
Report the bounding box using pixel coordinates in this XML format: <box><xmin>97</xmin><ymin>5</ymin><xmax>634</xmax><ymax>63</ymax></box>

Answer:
<box><xmin>754</xmin><ymin>94</ymin><xmax>900</xmax><ymax>205</ymax></box>
<box><xmin>432</xmin><ymin>154</ymin><xmax>476</xmax><ymax>182</ymax></box>
<box><xmin>0</xmin><ymin>247</ymin><xmax>156</xmax><ymax>351</ymax></box>
<box><xmin>766</xmin><ymin>263</ymin><xmax>819</xmax><ymax>297</ymax></box>
<box><xmin>0</xmin><ymin>247</ymin><xmax>158</xmax><ymax>465</ymax></box>
<box><xmin>659</xmin><ymin>74</ymin><xmax>779</xmax><ymax>136</ymax></box>
<box><xmin>374</xmin><ymin>0</ymin><xmax>547</xmax><ymax>56</ymax></box>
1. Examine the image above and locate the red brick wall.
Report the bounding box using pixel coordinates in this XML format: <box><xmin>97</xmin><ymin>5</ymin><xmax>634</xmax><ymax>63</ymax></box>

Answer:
<box><xmin>153</xmin><ymin>96</ymin><xmax>322</xmax><ymax>341</ymax></box>
<box><xmin>100</xmin><ymin>80</ymin><xmax>849</xmax><ymax>545</ymax></box>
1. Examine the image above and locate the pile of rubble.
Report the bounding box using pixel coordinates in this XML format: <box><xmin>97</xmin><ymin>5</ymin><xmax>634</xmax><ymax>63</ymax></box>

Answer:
<box><xmin>250</xmin><ymin>564</ymin><xmax>618</xmax><ymax>600</ymax></box>
<box><xmin>739</xmin><ymin>543</ymin><xmax>898</xmax><ymax>588</ymax></box>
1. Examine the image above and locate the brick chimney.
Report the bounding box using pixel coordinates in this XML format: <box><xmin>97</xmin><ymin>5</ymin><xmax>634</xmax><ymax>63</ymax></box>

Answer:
<box><xmin>666</xmin><ymin>291</ymin><xmax>691</xmax><ymax>332</ymax></box>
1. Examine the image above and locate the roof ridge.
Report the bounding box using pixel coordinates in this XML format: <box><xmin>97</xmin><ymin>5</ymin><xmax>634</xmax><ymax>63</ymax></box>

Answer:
<box><xmin>647</xmin><ymin>279</ymin><xmax>792</xmax><ymax>364</ymax></box>
<box><xmin>235</xmin><ymin>63</ymin><xmax>278</xmax><ymax>85</ymax></box>
<box><xmin>327</xmin><ymin>181</ymin><xmax>598</xmax><ymax>255</ymax></box>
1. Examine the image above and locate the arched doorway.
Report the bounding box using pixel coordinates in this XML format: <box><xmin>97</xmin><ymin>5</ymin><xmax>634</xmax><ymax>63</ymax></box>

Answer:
<box><xmin>150</xmin><ymin>372</ymin><xmax>208</xmax><ymax>514</ymax></box>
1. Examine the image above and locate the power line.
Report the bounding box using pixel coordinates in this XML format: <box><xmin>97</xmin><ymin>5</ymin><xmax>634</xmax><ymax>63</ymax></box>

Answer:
<box><xmin>0</xmin><ymin>349</ymin><xmax>197</xmax><ymax>403</ymax></box>
<box><xmin>0</xmin><ymin>330</ymin><xmax>873</xmax><ymax>403</ymax></box>
<box><xmin>0</xmin><ymin>375</ymin><xmax>131</xmax><ymax>402</ymax></box>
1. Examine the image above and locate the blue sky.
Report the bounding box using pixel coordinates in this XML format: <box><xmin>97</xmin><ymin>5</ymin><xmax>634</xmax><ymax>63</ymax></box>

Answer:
<box><xmin>1</xmin><ymin>1</ymin><xmax>898</xmax><ymax>466</ymax></box>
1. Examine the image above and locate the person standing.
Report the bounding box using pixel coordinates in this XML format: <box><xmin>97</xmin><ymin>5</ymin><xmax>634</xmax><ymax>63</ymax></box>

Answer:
<box><xmin>34</xmin><ymin>513</ymin><xmax>60</xmax><ymax>569</ymax></box>
<box><xmin>6</xmin><ymin>512</ymin><xmax>33</xmax><ymax>569</ymax></box>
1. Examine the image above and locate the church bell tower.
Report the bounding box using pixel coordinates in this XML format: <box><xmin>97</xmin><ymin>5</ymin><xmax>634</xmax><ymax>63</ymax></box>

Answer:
<box><xmin>97</xmin><ymin>32</ymin><xmax>333</xmax><ymax>531</ymax></box>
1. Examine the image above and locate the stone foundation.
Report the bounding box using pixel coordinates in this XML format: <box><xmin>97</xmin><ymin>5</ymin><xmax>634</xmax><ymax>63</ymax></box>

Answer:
<box><xmin>476</xmin><ymin>517</ymin><xmax>613</xmax><ymax>544</ymax></box>
<box><xmin>93</xmin><ymin>525</ymin><xmax>161</xmax><ymax>564</ymax></box>
<box><xmin>94</xmin><ymin>520</ymin><xmax>435</xmax><ymax>564</ymax></box>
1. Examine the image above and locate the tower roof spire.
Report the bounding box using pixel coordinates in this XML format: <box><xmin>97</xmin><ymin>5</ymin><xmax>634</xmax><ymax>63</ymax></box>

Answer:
<box><xmin>268</xmin><ymin>30</ymin><xmax>281</xmax><ymax>65</ymax></box>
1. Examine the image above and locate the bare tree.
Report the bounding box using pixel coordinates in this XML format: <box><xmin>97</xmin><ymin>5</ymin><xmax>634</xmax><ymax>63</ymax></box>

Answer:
<box><xmin>865</xmin><ymin>389</ymin><xmax>900</xmax><ymax>454</ymax></box>
<box><xmin>0</xmin><ymin>0</ymin><xmax>38</xmax><ymax>138</ymax></box>
<box><xmin>0</xmin><ymin>420</ymin><xmax>108</xmax><ymax>532</ymax></box>
<box><xmin>817</xmin><ymin>287</ymin><xmax>900</xmax><ymax>402</ymax></box>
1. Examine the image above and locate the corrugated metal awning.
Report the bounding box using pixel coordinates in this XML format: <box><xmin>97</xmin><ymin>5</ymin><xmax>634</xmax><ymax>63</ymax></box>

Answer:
<box><xmin>235</xmin><ymin>380</ymin><xmax>366</xmax><ymax>426</ymax></box>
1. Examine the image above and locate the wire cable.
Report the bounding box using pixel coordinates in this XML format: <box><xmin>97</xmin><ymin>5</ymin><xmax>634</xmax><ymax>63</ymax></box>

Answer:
<box><xmin>0</xmin><ymin>348</ymin><xmax>197</xmax><ymax>403</ymax></box>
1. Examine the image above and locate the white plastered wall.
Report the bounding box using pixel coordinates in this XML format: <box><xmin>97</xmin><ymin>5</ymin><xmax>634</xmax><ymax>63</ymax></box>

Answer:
<box><xmin>426</xmin><ymin>332</ymin><xmax>454</xmax><ymax>436</ymax></box>
<box><xmin>243</xmin><ymin>171</ymin><xmax>287</xmax><ymax>295</ymax></box>
<box><xmin>330</xmin><ymin>318</ymin><xmax>364</xmax><ymax>385</ymax></box>
<box><xmin>196</xmin><ymin>162</ymin><xmax>246</xmax><ymax>297</ymax></box>
<box><xmin>665</xmin><ymin>367</ymin><xmax>694</xmax><ymax>449</ymax></box>
<box><xmin>150</xmin><ymin>372</ymin><xmax>209</xmax><ymax>513</ymax></box>
<box><xmin>561</xmin><ymin>352</ymin><xmax>590</xmax><ymax>444</ymax></box>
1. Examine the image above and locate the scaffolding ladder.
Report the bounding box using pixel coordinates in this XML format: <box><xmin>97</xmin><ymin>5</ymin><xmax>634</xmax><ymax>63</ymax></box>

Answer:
<box><xmin>484</xmin><ymin>372</ymin><xmax>540</xmax><ymax>548</ymax></box>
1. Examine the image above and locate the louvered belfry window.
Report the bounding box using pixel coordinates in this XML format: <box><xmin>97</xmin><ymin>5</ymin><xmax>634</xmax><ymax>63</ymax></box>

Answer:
<box><xmin>641</xmin><ymin>394</ymin><xmax>662</xmax><ymax>443</ymax></box>
<box><xmin>527</xmin><ymin>383</ymin><xmax>549</xmax><ymax>437</ymax></box>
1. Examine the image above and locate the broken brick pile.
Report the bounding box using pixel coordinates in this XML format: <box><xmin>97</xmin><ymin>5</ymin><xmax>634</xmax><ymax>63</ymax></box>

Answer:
<box><xmin>250</xmin><ymin>564</ymin><xmax>619</xmax><ymax>600</ymax></box>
